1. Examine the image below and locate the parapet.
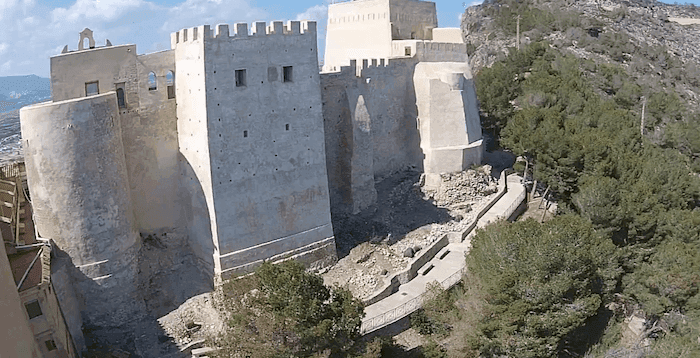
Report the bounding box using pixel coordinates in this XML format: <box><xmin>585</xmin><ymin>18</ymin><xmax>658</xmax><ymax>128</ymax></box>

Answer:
<box><xmin>171</xmin><ymin>20</ymin><xmax>317</xmax><ymax>48</ymax></box>
<box><xmin>324</xmin><ymin>57</ymin><xmax>412</xmax><ymax>78</ymax></box>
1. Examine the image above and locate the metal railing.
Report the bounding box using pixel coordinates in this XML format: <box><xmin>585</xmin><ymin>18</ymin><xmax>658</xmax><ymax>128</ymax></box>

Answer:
<box><xmin>361</xmin><ymin>267</ymin><xmax>466</xmax><ymax>334</ymax></box>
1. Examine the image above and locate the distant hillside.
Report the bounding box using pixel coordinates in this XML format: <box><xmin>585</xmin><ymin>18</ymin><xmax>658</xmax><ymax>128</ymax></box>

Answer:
<box><xmin>0</xmin><ymin>75</ymin><xmax>51</xmax><ymax>113</ymax></box>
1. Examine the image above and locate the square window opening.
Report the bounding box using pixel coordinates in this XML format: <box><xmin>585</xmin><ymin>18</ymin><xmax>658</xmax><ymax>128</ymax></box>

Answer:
<box><xmin>283</xmin><ymin>66</ymin><xmax>293</xmax><ymax>83</ymax></box>
<box><xmin>85</xmin><ymin>81</ymin><xmax>99</xmax><ymax>96</ymax></box>
<box><xmin>25</xmin><ymin>300</ymin><xmax>42</xmax><ymax>319</ymax></box>
<box><xmin>236</xmin><ymin>69</ymin><xmax>247</xmax><ymax>87</ymax></box>
<box><xmin>45</xmin><ymin>340</ymin><xmax>57</xmax><ymax>351</ymax></box>
<box><xmin>404</xmin><ymin>47</ymin><xmax>412</xmax><ymax>56</ymax></box>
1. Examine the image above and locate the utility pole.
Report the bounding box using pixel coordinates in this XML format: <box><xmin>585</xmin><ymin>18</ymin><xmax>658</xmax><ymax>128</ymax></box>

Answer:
<box><xmin>516</xmin><ymin>15</ymin><xmax>521</xmax><ymax>51</ymax></box>
<box><xmin>641</xmin><ymin>96</ymin><xmax>646</xmax><ymax>137</ymax></box>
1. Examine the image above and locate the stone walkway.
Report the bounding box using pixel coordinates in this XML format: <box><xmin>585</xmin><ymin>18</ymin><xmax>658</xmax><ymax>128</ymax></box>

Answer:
<box><xmin>361</xmin><ymin>176</ymin><xmax>526</xmax><ymax>334</ymax></box>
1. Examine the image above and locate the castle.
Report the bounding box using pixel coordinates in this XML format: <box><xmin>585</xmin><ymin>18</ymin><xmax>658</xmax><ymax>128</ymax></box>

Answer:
<box><xmin>19</xmin><ymin>0</ymin><xmax>482</xmax><ymax>346</ymax></box>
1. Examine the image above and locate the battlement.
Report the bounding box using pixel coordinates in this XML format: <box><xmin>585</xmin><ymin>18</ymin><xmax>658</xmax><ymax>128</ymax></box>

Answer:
<box><xmin>323</xmin><ymin>57</ymin><xmax>414</xmax><ymax>78</ymax></box>
<box><xmin>171</xmin><ymin>21</ymin><xmax>317</xmax><ymax>48</ymax></box>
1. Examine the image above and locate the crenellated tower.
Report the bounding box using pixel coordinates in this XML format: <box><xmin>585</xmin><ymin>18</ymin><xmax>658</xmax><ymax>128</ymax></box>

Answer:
<box><xmin>172</xmin><ymin>21</ymin><xmax>336</xmax><ymax>278</ymax></box>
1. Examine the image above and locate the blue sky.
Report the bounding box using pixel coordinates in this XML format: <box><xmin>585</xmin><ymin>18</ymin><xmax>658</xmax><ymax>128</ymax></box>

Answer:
<box><xmin>0</xmin><ymin>0</ymin><xmax>466</xmax><ymax>77</ymax></box>
<box><xmin>0</xmin><ymin>0</ymin><xmax>697</xmax><ymax>77</ymax></box>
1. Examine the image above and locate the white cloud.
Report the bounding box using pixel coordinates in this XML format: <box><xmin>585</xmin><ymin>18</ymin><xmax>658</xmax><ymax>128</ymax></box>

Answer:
<box><xmin>295</xmin><ymin>4</ymin><xmax>327</xmax><ymax>21</ymax></box>
<box><xmin>0</xmin><ymin>0</ymin><xmax>273</xmax><ymax>76</ymax></box>
<box><xmin>51</xmin><ymin>0</ymin><xmax>147</xmax><ymax>24</ymax></box>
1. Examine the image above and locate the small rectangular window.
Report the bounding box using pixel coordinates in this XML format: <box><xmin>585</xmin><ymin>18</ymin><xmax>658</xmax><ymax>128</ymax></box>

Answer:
<box><xmin>166</xmin><ymin>71</ymin><xmax>175</xmax><ymax>99</ymax></box>
<box><xmin>285</xmin><ymin>124</ymin><xmax>289</xmax><ymax>131</ymax></box>
<box><xmin>243</xmin><ymin>130</ymin><xmax>248</xmax><ymax>138</ymax></box>
<box><xmin>45</xmin><ymin>340</ymin><xmax>57</xmax><ymax>351</ymax></box>
<box><xmin>85</xmin><ymin>81</ymin><xmax>99</xmax><ymax>96</ymax></box>
<box><xmin>283</xmin><ymin>66</ymin><xmax>293</xmax><ymax>83</ymax></box>
<box><xmin>235</xmin><ymin>69</ymin><xmax>247</xmax><ymax>87</ymax></box>
<box><xmin>115</xmin><ymin>83</ymin><xmax>126</xmax><ymax>108</ymax></box>
<box><xmin>25</xmin><ymin>300</ymin><xmax>42</xmax><ymax>319</ymax></box>
<box><xmin>405</xmin><ymin>47</ymin><xmax>412</xmax><ymax>56</ymax></box>
<box><xmin>167</xmin><ymin>85</ymin><xmax>175</xmax><ymax>99</ymax></box>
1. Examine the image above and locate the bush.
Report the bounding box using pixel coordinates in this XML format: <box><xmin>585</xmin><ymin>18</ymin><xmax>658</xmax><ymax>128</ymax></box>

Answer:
<box><xmin>214</xmin><ymin>260</ymin><xmax>365</xmax><ymax>358</ymax></box>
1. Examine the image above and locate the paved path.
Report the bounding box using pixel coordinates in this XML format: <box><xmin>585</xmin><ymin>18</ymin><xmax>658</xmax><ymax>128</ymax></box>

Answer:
<box><xmin>361</xmin><ymin>177</ymin><xmax>526</xmax><ymax>334</ymax></box>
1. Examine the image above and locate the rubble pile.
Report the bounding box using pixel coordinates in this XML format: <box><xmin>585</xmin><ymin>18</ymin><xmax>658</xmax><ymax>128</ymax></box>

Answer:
<box><xmin>422</xmin><ymin>165</ymin><xmax>498</xmax><ymax>211</ymax></box>
<box><xmin>323</xmin><ymin>167</ymin><xmax>500</xmax><ymax>300</ymax></box>
<box><xmin>158</xmin><ymin>293</ymin><xmax>225</xmax><ymax>352</ymax></box>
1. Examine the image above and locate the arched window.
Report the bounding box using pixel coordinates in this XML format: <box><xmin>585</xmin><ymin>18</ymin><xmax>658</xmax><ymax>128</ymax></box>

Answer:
<box><xmin>166</xmin><ymin>70</ymin><xmax>175</xmax><ymax>99</ymax></box>
<box><xmin>148</xmin><ymin>72</ymin><xmax>157</xmax><ymax>91</ymax></box>
<box><xmin>116</xmin><ymin>88</ymin><xmax>126</xmax><ymax>108</ymax></box>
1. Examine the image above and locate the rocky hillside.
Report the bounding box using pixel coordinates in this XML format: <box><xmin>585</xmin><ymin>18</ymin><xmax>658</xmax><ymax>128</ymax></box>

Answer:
<box><xmin>462</xmin><ymin>0</ymin><xmax>700</xmax><ymax>73</ymax></box>
<box><xmin>463</xmin><ymin>0</ymin><xmax>700</xmax><ymax>162</ymax></box>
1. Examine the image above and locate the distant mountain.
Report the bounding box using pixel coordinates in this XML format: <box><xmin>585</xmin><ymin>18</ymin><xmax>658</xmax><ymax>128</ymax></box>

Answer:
<box><xmin>0</xmin><ymin>75</ymin><xmax>51</xmax><ymax>113</ymax></box>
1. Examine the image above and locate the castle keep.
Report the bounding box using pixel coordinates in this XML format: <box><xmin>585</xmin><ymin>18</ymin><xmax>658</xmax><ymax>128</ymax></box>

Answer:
<box><xmin>19</xmin><ymin>0</ymin><xmax>482</xmax><ymax>341</ymax></box>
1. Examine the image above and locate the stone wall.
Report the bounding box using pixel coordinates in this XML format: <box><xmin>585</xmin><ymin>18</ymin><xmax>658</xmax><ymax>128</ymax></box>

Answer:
<box><xmin>321</xmin><ymin>57</ymin><xmax>424</xmax><ymax>215</ymax></box>
<box><xmin>173</xmin><ymin>21</ymin><xmax>336</xmax><ymax>277</ymax></box>
<box><xmin>20</xmin><ymin>93</ymin><xmax>142</xmax><ymax>327</ymax></box>
<box><xmin>172</xmin><ymin>25</ymin><xmax>219</xmax><ymax>276</ymax></box>
<box><xmin>324</xmin><ymin>0</ymin><xmax>392</xmax><ymax>71</ymax></box>
<box><xmin>123</xmin><ymin>50</ymin><xmax>182</xmax><ymax>233</ymax></box>
<box><xmin>388</xmin><ymin>0</ymin><xmax>437</xmax><ymax>40</ymax></box>
<box><xmin>0</xmin><ymin>241</ymin><xmax>43</xmax><ymax>358</ymax></box>
<box><xmin>50</xmin><ymin>43</ymin><xmax>184</xmax><ymax>235</ymax></box>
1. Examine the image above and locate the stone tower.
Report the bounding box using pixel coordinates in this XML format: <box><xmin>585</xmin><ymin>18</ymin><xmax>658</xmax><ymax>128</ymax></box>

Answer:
<box><xmin>171</xmin><ymin>21</ymin><xmax>336</xmax><ymax>278</ymax></box>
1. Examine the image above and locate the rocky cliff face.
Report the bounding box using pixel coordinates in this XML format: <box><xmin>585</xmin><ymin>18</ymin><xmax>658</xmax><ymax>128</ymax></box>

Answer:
<box><xmin>462</xmin><ymin>0</ymin><xmax>700</xmax><ymax>74</ymax></box>
<box><xmin>462</xmin><ymin>0</ymin><xmax>700</xmax><ymax>145</ymax></box>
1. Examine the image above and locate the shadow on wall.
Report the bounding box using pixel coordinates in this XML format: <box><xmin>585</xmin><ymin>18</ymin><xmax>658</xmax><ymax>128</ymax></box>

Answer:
<box><xmin>51</xmin><ymin>246</ymin><xmax>181</xmax><ymax>358</ymax></box>
<box><xmin>177</xmin><ymin>152</ymin><xmax>216</xmax><ymax>281</ymax></box>
<box><xmin>48</xmin><ymin>153</ymin><xmax>218</xmax><ymax>357</ymax></box>
<box><xmin>52</xmin><ymin>230</ymin><xmax>214</xmax><ymax>357</ymax></box>
<box><xmin>322</xmin><ymin>60</ymin><xmax>425</xmax><ymax>219</ymax></box>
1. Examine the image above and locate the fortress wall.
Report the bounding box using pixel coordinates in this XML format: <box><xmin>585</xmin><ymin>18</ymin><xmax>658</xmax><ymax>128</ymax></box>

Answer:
<box><xmin>321</xmin><ymin>69</ymin><xmax>355</xmax><ymax>215</ymax></box>
<box><xmin>321</xmin><ymin>57</ymin><xmax>423</xmax><ymax>215</ymax></box>
<box><xmin>201</xmin><ymin>21</ymin><xmax>335</xmax><ymax>275</ymax></box>
<box><xmin>388</xmin><ymin>0</ymin><xmax>437</xmax><ymax>40</ymax></box>
<box><xmin>391</xmin><ymin>40</ymin><xmax>468</xmax><ymax>62</ymax></box>
<box><xmin>414</xmin><ymin>62</ymin><xmax>482</xmax><ymax>176</ymax></box>
<box><xmin>416</xmin><ymin>42</ymin><xmax>468</xmax><ymax>62</ymax></box>
<box><xmin>324</xmin><ymin>0</ymin><xmax>392</xmax><ymax>71</ymax></box>
<box><xmin>20</xmin><ymin>93</ymin><xmax>142</xmax><ymax>326</ymax></box>
<box><xmin>173</xmin><ymin>27</ymin><xmax>218</xmax><ymax>275</ymax></box>
<box><xmin>321</xmin><ymin>67</ymin><xmax>377</xmax><ymax>215</ymax></box>
<box><xmin>432</xmin><ymin>28</ymin><xmax>464</xmax><ymax>43</ymax></box>
<box><xmin>116</xmin><ymin>50</ymin><xmax>183</xmax><ymax>233</ymax></box>
<box><xmin>49</xmin><ymin>43</ymin><xmax>184</xmax><ymax>233</ymax></box>
<box><xmin>360</xmin><ymin>58</ymin><xmax>423</xmax><ymax>179</ymax></box>
<box><xmin>50</xmin><ymin>45</ymin><xmax>138</xmax><ymax>102</ymax></box>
